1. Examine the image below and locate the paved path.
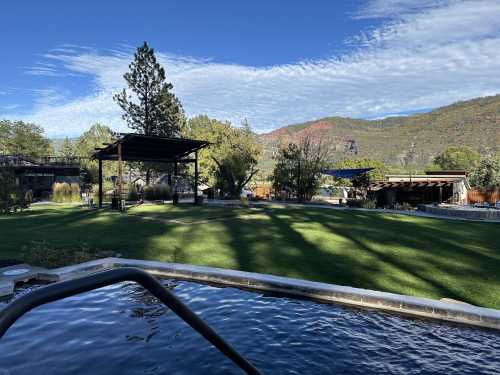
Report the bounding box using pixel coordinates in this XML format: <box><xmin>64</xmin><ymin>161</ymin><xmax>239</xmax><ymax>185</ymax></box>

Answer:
<box><xmin>125</xmin><ymin>209</ymin><xmax>266</xmax><ymax>225</ymax></box>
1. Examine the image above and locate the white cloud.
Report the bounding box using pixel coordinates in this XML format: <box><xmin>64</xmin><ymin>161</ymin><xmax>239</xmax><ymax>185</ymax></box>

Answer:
<box><xmin>353</xmin><ymin>0</ymin><xmax>457</xmax><ymax>19</ymax></box>
<box><xmin>3</xmin><ymin>0</ymin><xmax>500</xmax><ymax>137</ymax></box>
<box><xmin>0</xmin><ymin>104</ymin><xmax>20</xmax><ymax>111</ymax></box>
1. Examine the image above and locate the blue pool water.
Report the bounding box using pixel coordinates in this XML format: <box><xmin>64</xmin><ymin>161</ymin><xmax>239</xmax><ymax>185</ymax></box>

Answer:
<box><xmin>0</xmin><ymin>280</ymin><xmax>499</xmax><ymax>374</ymax></box>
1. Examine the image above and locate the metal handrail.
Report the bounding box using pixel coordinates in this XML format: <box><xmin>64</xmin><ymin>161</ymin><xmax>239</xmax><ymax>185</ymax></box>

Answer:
<box><xmin>0</xmin><ymin>267</ymin><xmax>262</xmax><ymax>375</ymax></box>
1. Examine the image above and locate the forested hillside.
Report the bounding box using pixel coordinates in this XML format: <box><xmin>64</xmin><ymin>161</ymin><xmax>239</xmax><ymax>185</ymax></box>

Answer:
<box><xmin>260</xmin><ymin>95</ymin><xmax>500</xmax><ymax>171</ymax></box>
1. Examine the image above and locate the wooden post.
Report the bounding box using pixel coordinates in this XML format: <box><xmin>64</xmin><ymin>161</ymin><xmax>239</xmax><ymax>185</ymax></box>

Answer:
<box><xmin>98</xmin><ymin>158</ymin><xmax>103</xmax><ymax>208</ymax></box>
<box><xmin>194</xmin><ymin>151</ymin><xmax>199</xmax><ymax>204</ymax></box>
<box><xmin>118</xmin><ymin>142</ymin><xmax>123</xmax><ymax>211</ymax></box>
<box><xmin>118</xmin><ymin>142</ymin><xmax>123</xmax><ymax>210</ymax></box>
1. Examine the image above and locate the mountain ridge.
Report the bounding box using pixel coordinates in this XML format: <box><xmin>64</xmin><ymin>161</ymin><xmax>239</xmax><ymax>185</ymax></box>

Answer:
<box><xmin>259</xmin><ymin>94</ymin><xmax>500</xmax><ymax>170</ymax></box>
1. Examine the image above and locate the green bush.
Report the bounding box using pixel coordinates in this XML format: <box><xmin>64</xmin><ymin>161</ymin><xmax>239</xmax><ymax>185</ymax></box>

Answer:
<box><xmin>347</xmin><ymin>198</ymin><xmax>377</xmax><ymax>209</ymax></box>
<box><xmin>0</xmin><ymin>167</ymin><xmax>28</xmax><ymax>214</ymax></box>
<box><xmin>144</xmin><ymin>184</ymin><xmax>172</xmax><ymax>201</ymax></box>
<box><xmin>127</xmin><ymin>184</ymin><xmax>139</xmax><ymax>201</ymax></box>
<box><xmin>52</xmin><ymin>182</ymin><xmax>81</xmax><ymax>203</ymax></box>
<box><xmin>71</xmin><ymin>183</ymin><xmax>80</xmax><ymax>200</ymax></box>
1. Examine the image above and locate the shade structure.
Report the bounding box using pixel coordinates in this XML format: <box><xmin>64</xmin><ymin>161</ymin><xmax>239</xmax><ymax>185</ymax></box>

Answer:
<box><xmin>92</xmin><ymin>133</ymin><xmax>210</xmax><ymax>208</ymax></box>
<box><xmin>92</xmin><ymin>133</ymin><xmax>209</xmax><ymax>162</ymax></box>
<box><xmin>321</xmin><ymin>168</ymin><xmax>374</xmax><ymax>179</ymax></box>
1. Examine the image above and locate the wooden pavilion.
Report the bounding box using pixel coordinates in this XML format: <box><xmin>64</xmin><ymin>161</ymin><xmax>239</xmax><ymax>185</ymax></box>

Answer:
<box><xmin>92</xmin><ymin>133</ymin><xmax>209</xmax><ymax>208</ymax></box>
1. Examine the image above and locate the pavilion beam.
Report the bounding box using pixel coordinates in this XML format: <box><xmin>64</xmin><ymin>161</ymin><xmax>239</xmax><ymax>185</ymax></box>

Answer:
<box><xmin>98</xmin><ymin>158</ymin><xmax>103</xmax><ymax>208</ymax></box>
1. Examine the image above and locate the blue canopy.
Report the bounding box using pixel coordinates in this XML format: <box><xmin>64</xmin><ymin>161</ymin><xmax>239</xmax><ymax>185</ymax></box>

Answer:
<box><xmin>321</xmin><ymin>168</ymin><xmax>374</xmax><ymax>179</ymax></box>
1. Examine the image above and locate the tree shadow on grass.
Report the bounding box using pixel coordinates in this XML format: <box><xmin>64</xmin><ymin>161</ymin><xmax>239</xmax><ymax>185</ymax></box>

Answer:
<box><xmin>294</xmin><ymin>208</ymin><xmax>500</xmax><ymax>306</ymax></box>
<box><xmin>0</xmin><ymin>207</ymin><xmax>177</xmax><ymax>264</ymax></box>
<box><xmin>215</xmin><ymin>206</ymin><xmax>499</xmax><ymax>307</ymax></box>
<box><xmin>219</xmin><ymin>208</ymin><xmax>379</xmax><ymax>288</ymax></box>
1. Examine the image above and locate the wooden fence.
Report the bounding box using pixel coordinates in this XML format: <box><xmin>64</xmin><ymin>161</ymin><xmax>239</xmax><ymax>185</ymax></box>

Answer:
<box><xmin>468</xmin><ymin>189</ymin><xmax>500</xmax><ymax>204</ymax></box>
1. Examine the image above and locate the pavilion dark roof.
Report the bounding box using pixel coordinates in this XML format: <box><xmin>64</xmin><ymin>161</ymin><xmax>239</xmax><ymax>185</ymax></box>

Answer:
<box><xmin>92</xmin><ymin>133</ymin><xmax>209</xmax><ymax>162</ymax></box>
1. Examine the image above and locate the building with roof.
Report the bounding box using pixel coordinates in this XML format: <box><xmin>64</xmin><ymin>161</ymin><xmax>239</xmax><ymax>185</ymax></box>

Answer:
<box><xmin>0</xmin><ymin>155</ymin><xmax>82</xmax><ymax>198</ymax></box>
<box><xmin>369</xmin><ymin>171</ymin><xmax>470</xmax><ymax>207</ymax></box>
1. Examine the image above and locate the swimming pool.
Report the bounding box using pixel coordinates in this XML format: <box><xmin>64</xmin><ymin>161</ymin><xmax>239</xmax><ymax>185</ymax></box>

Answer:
<box><xmin>1</xmin><ymin>279</ymin><xmax>499</xmax><ymax>374</ymax></box>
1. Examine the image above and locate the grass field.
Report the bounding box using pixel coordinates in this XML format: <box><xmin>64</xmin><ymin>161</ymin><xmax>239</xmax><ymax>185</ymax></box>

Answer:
<box><xmin>1</xmin><ymin>203</ymin><xmax>499</xmax><ymax>309</ymax></box>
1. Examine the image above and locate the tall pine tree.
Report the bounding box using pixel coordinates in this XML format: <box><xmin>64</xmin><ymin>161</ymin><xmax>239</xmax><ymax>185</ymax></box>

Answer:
<box><xmin>114</xmin><ymin>42</ymin><xmax>185</xmax><ymax>137</ymax></box>
<box><xmin>114</xmin><ymin>42</ymin><xmax>186</xmax><ymax>184</ymax></box>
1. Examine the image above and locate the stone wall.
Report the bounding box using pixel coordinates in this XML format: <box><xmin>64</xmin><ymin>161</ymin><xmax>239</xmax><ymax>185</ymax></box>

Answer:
<box><xmin>421</xmin><ymin>205</ymin><xmax>500</xmax><ymax>220</ymax></box>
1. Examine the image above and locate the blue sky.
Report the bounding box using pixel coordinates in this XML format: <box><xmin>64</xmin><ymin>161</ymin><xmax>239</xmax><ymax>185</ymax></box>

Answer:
<box><xmin>1</xmin><ymin>0</ymin><xmax>500</xmax><ymax>137</ymax></box>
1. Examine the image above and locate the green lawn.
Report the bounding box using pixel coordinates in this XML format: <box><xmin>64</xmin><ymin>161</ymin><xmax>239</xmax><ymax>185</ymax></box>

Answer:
<box><xmin>1</xmin><ymin>203</ymin><xmax>499</xmax><ymax>309</ymax></box>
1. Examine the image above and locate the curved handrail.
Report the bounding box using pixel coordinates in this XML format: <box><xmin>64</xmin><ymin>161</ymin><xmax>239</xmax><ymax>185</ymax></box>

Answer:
<box><xmin>0</xmin><ymin>267</ymin><xmax>262</xmax><ymax>375</ymax></box>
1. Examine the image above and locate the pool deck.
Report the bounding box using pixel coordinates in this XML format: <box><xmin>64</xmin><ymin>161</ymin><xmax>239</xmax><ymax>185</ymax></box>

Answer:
<box><xmin>1</xmin><ymin>258</ymin><xmax>500</xmax><ymax>330</ymax></box>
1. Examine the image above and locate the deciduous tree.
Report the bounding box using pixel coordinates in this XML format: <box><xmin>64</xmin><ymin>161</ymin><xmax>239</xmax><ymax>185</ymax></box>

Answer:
<box><xmin>433</xmin><ymin>146</ymin><xmax>480</xmax><ymax>172</ymax></box>
<box><xmin>470</xmin><ymin>154</ymin><xmax>500</xmax><ymax>190</ymax></box>
<box><xmin>187</xmin><ymin>116</ymin><xmax>261</xmax><ymax>198</ymax></box>
<box><xmin>271</xmin><ymin>137</ymin><xmax>331</xmax><ymax>202</ymax></box>
<box><xmin>74</xmin><ymin>123</ymin><xmax>115</xmax><ymax>183</ymax></box>
<box><xmin>0</xmin><ymin>120</ymin><xmax>52</xmax><ymax>157</ymax></box>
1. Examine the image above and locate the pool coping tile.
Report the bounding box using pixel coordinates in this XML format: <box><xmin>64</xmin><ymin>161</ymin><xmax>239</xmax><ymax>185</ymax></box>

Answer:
<box><xmin>1</xmin><ymin>258</ymin><xmax>499</xmax><ymax>330</ymax></box>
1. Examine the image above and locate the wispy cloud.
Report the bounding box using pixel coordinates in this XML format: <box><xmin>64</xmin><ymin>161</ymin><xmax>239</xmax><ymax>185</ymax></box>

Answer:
<box><xmin>0</xmin><ymin>104</ymin><xmax>20</xmax><ymax>111</ymax></box>
<box><xmin>3</xmin><ymin>0</ymin><xmax>500</xmax><ymax>137</ymax></box>
<box><xmin>353</xmin><ymin>0</ymin><xmax>457</xmax><ymax>19</ymax></box>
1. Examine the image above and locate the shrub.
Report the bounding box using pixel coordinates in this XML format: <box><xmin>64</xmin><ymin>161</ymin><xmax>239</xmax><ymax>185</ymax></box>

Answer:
<box><xmin>52</xmin><ymin>182</ymin><xmax>81</xmax><ymax>203</ymax></box>
<box><xmin>127</xmin><ymin>184</ymin><xmax>139</xmax><ymax>201</ymax></box>
<box><xmin>144</xmin><ymin>184</ymin><xmax>172</xmax><ymax>201</ymax></box>
<box><xmin>143</xmin><ymin>185</ymin><xmax>155</xmax><ymax>200</ymax></box>
<box><xmin>71</xmin><ymin>183</ymin><xmax>81</xmax><ymax>201</ymax></box>
<box><xmin>0</xmin><ymin>167</ymin><xmax>27</xmax><ymax>214</ymax></box>
<box><xmin>347</xmin><ymin>198</ymin><xmax>377</xmax><ymax>209</ymax></box>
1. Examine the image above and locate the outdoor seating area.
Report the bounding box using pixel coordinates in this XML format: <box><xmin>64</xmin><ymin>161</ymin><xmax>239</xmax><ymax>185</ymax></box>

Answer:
<box><xmin>92</xmin><ymin>133</ymin><xmax>209</xmax><ymax>208</ymax></box>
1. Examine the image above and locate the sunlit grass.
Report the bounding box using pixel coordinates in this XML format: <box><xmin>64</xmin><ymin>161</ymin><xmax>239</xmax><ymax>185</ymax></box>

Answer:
<box><xmin>1</xmin><ymin>203</ymin><xmax>499</xmax><ymax>308</ymax></box>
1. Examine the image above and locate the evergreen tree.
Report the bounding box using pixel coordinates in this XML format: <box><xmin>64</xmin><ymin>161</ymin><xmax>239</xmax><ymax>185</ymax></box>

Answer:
<box><xmin>114</xmin><ymin>42</ymin><xmax>185</xmax><ymax>137</ymax></box>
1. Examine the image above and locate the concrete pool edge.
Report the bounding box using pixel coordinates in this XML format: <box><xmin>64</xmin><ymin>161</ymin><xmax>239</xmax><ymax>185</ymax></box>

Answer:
<box><xmin>1</xmin><ymin>257</ymin><xmax>499</xmax><ymax>330</ymax></box>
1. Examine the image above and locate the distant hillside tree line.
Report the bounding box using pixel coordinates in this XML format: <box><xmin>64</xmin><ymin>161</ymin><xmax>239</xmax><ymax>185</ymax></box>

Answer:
<box><xmin>0</xmin><ymin>120</ymin><xmax>52</xmax><ymax>156</ymax></box>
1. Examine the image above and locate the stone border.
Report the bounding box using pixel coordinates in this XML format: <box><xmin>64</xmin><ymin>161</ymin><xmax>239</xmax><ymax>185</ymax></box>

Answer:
<box><xmin>420</xmin><ymin>204</ymin><xmax>500</xmax><ymax>221</ymax></box>
<box><xmin>1</xmin><ymin>258</ymin><xmax>499</xmax><ymax>330</ymax></box>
